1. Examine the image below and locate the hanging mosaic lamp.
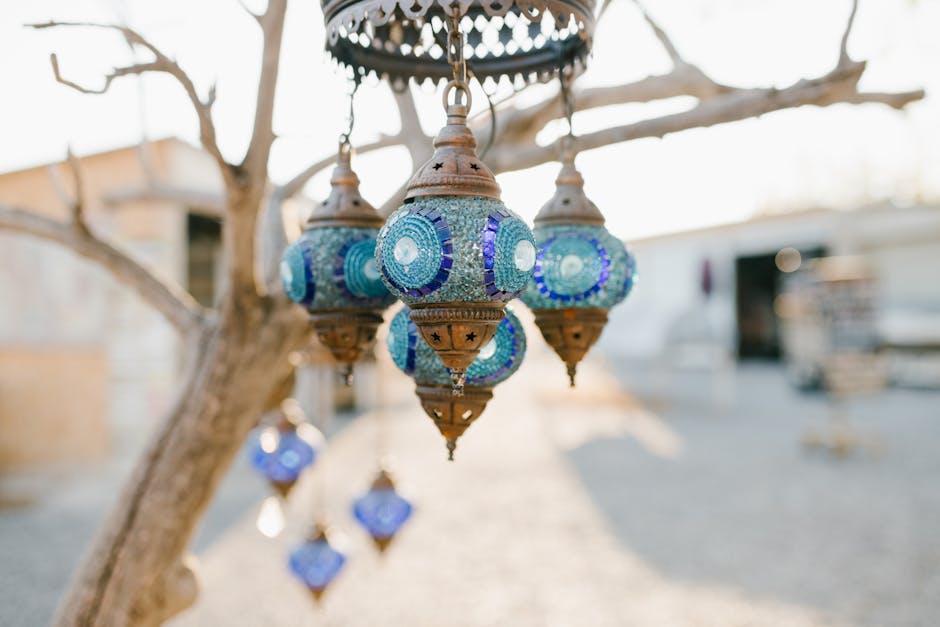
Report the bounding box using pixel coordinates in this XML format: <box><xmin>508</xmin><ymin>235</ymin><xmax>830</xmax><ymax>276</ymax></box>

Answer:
<box><xmin>387</xmin><ymin>304</ymin><xmax>526</xmax><ymax>459</ymax></box>
<box><xmin>281</xmin><ymin>140</ymin><xmax>396</xmax><ymax>385</ymax></box>
<box><xmin>352</xmin><ymin>468</ymin><xmax>413</xmax><ymax>552</ymax></box>
<box><xmin>375</xmin><ymin>16</ymin><xmax>536</xmax><ymax>395</ymax></box>
<box><xmin>248</xmin><ymin>399</ymin><xmax>324</xmax><ymax>499</ymax></box>
<box><xmin>520</xmin><ymin>142</ymin><xmax>636</xmax><ymax>386</ymax></box>
<box><xmin>288</xmin><ymin>523</ymin><xmax>347</xmax><ymax>602</ymax></box>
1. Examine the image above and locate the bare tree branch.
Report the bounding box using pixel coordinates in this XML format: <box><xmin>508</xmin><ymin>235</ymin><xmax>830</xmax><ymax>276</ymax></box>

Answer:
<box><xmin>486</xmin><ymin>3</ymin><xmax>732</xmax><ymax>148</ymax></box>
<box><xmin>488</xmin><ymin>62</ymin><xmax>924</xmax><ymax>173</ymax></box>
<box><xmin>488</xmin><ymin>68</ymin><xmax>730</xmax><ymax>147</ymax></box>
<box><xmin>843</xmin><ymin>89</ymin><xmax>926</xmax><ymax>109</ymax></box>
<box><xmin>0</xmin><ymin>204</ymin><xmax>205</xmax><ymax>333</ymax></box>
<box><xmin>29</xmin><ymin>21</ymin><xmax>230</xmax><ymax>177</ymax></box>
<box><xmin>48</xmin><ymin>54</ymin><xmax>163</xmax><ymax>95</ymax></box>
<box><xmin>46</xmin><ymin>147</ymin><xmax>89</xmax><ymax>228</ymax></box>
<box><xmin>275</xmin><ymin>135</ymin><xmax>400</xmax><ymax>201</ymax></box>
<box><xmin>240</xmin><ymin>0</ymin><xmax>288</xmax><ymax>181</ymax></box>
<box><xmin>486</xmin><ymin>0</ymin><xmax>923</xmax><ymax>175</ymax></box>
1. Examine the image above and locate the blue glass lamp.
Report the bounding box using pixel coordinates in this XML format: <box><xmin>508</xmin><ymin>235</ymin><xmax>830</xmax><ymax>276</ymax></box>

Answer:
<box><xmin>281</xmin><ymin>144</ymin><xmax>396</xmax><ymax>384</ymax></box>
<box><xmin>248</xmin><ymin>400</ymin><xmax>324</xmax><ymax>498</ymax></box>
<box><xmin>352</xmin><ymin>468</ymin><xmax>413</xmax><ymax>552</ymax></box>
<box><xmin>288</xmin><ymin>524</ymin><xmax>346</xmax><ymax>602</ymax></box>
<box><xmin>387</xmin><ymin>304</ymin><xmax>527</xmax><ymax>459</ymax></box>
<box><xmin>520</xmin><ymin>154</ymin><xmax>636</xmax><ymax>386</ymax></box>
<box><xmin>376</xmin><ymin>86</ymin><xmax>535</xmax><ymax>395</ymax></box>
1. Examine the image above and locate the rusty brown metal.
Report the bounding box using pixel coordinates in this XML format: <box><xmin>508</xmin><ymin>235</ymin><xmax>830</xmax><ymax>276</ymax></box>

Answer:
<box><xmin>414</xmin><ymin>383</ymin><xmax>494</xmax><ymax>460</ymax></box>
<box><xmin>309</xmin><ymin>310</ymin><xmax>384</xmax><ymax>385</ymax></box>
<box><xmin>306</xmin><ymin>144</ymin><xmax>384</xmax><ymax>228</ymax></box>
<box><xmin>405</xmin><ymin>96</ymin><xmax>501</xmax><ymax>201</ymax></box>
<box><xmin>408</xmin><ymin>302</ymin><xmax>505</xmax><ymax>394</ymax></box>
<box><xmin>533</xmin><ymin>307</ymin><xmax>608</xmax><ymax>386</ymax></box>
<box><xmin>370</xmin><ymin>467</ymin><xmax>395</xmax><ymax>491</ymax></box>
<box><xmin>321</xmin><ymin>3</ymin><xmax>595</xmax><ymax>85</ymax></box>
<box><xmin>534</xmin><ymin>150</ymin><xmax>605</xmax><ymax>227</ymax></box>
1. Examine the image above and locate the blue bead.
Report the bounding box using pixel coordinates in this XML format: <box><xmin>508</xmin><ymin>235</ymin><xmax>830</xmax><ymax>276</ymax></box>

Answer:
<box><xmin>353</xmin><ymin>488</ymin><xmax>413</xmax><ymax>539</ymax></box>
<box><xmin>289</xmin><ymin>538</ymin><xmax>346</xmax><ymax>590</ymax></box>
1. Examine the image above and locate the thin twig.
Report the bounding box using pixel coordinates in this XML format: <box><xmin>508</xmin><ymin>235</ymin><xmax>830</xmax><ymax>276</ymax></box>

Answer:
<box><xmin>64</xmin><ymin>148</ymin><xmax>86</xmax><ymax>227</ymax></box>
<box><xmin>30</xmin><ymin>21</ymin><xmax>230</xmax><ymax>177</ymax></box>
<box><xmin>275</xmin><ymin>135</ymin><xmax>400</xmax><ymax>201</ymax></box>
<box><xmin>840</xmin><ymin>0</ymin><xmax>860</xmax><ymax>64</ymax></box>
<box><xmin>240</xmin><ymin>0</ymin><xmax>287</xmax><ymax>180</ymax></box>
<box><xmin>633</xmin><ymin>0</ymin><xmax>684</xmax><ymax>66</ymax></box>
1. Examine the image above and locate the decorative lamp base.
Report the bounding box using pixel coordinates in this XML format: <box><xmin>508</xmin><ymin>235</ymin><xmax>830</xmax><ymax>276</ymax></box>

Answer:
<box><xmin>409</xmin><ymin>303</ymin><xmax>505</xmax><ymax>395</ymax></box>
<box><xmin>414</xmin><ymin>384</ymin><xmax>494</xmax><ymax>460</ymax></box>
<box><xmin>533</xmin><ymin>307</ymin><xmax>609</xmax><ymax>386</ymax></box>
<box><xmin>309</xmin><ymin>310</ymin><xmax>384</xmax><ymax>384</ymax></box>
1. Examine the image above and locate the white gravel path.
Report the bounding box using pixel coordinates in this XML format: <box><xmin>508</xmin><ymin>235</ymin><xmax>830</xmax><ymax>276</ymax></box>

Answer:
<box><xmin>168</xmin><ymin>347</ymin><xmax>935</xmax><ymax>627</ymax></box>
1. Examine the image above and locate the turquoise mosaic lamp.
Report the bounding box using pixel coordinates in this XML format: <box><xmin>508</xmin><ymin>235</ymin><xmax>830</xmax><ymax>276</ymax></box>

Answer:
<box><xmin>387</xmin><ymin>304</ymin><xmax>526</xmax><ymax>459</ymax></box>
<box><xmin>375</xmin><ymin>83</ymin><xmax>535</xmax><ymax>396</ymax></box>
<box><xmin>520</xmin><ymin>151</ymin><xmax>636</xmax><ymax>386</ymax></box>
<box><xmin>281</xmin><ymin>144</ymin><xmax>396</xmax><ymax>384</ymax></box>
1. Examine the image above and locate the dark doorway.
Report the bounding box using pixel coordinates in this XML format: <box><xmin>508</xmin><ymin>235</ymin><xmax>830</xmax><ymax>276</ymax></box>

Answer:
<box><xmin>186</xmin><ymin>213</ymin><xmax>223</xmax><ymax>307</ymax></box>
<box><xmin>735</xmin><ymin>247</ymin><xmax>825</xmax><ymax>359</ymax></box>
<box><xmin>736</xmin><ymin>253</ymin><xmax>781</xmax><ymax>359</ymax></box>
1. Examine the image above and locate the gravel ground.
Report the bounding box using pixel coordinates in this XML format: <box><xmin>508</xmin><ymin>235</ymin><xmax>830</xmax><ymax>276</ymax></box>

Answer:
<box><xmin>3</xmin><ymin>348</ymin><xmax>938</xmax><ymax>626</ymax></box>
<box><xmin>168</xmin><ymin>346</ymin><xmax>940</xmax><ymax>627</ymax></box>
<box><xmin>0</xmin><ymin>432</ymin><xmax>267</xmax><ymax>626</ymax></box>
<box><xmin>571</xmin><ymin>358</ymin><xmax>940</xmax><ymax>627</ymax></box>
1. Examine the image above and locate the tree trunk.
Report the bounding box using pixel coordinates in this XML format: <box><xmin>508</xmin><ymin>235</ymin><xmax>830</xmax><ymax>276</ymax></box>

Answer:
<box><xmin>52</xmin><ymin>299</ymin><xmax>308</xmax><ymax>627</ymax></box>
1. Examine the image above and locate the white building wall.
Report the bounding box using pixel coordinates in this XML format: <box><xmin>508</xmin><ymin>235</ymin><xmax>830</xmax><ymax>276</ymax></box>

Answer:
<box><xmin>599</xmin><ymin>205</ymin><xmax>940</xmax><ymax>361</ymax></box>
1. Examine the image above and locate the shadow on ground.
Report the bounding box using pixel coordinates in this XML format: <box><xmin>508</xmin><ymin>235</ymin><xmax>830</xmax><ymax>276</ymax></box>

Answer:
<box><xmin>565</xmin><ymin>360</ymin><xmax>940</xmax><ymax>627</ymax></box>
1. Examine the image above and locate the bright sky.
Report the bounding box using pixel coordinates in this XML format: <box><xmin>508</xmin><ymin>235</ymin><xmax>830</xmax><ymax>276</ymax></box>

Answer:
<box><xmin>1</xmin><ymin>0</ymin><xmax>937</xmax><ymax>240</ymax></box>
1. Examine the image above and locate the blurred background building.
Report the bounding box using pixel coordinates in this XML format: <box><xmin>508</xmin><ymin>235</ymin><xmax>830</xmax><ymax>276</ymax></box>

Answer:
<box><xmin>603</xmin><ymin>203</ymin><xmax>940</xmax><ymax>392</ymax></box>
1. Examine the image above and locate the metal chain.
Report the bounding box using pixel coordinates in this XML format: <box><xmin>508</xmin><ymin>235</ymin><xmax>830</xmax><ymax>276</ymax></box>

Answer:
<box><xmin>558</xmin><ymin>67</ymin><xmax>576</xmax><ymax>162</ymax></box>
<box><xmin>559</xmin><ymin>67</ymin><xmax>575</xmax><ymax>138</ymax></box>
<box><xmin>338</xmin><ymin>79</ymin><xmax>359</xmax><ymax>150</ymax></box>
<box><xmin>446</xmin><ymin>12</ymin><xmax>468</xmax><ymax>105</ymax></box>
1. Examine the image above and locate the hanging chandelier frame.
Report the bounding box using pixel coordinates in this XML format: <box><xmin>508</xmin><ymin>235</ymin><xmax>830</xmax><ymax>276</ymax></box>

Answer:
<box><xmin>321</xmin><ymin>0</ymin><xmax>595</xmax><ymax>84</ymax></box>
